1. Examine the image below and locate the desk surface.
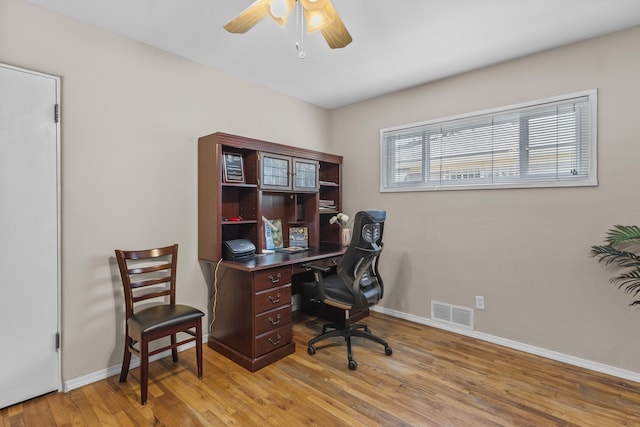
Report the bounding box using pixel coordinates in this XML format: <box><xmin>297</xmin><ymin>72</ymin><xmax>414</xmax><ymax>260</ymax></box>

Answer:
<box><xmin>221</xmin><ymin>244</ymin><xmax>346</xmax><ymax>272</ymax></box>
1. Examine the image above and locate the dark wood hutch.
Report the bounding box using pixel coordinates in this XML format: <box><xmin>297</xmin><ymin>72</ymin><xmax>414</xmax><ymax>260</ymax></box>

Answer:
<box><xmin>198</xmin><ymin>132</ymin><xmax>345</xmax><ymax>371</ymax></box>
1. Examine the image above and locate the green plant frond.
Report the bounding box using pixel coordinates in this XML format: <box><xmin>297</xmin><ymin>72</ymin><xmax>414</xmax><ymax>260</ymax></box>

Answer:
<box><xmin>590</xmin><ymin>245</ymin><xmax>640</xmax><ymax>266</ymax></box>
<box><xmin>611</xmin><ymin>269</ymin><xmax>640</xmax><ymax>280</ymax></box>
<box><xmin>610</xmin><ymin>270</ymin><xmax>640</xmax><ymax>294</ymax></box>
<box><xmin>608</xmin><ymin>257</ymin><xmax>640</xmax><ymax>269</ymax></box>
<box><xmin>618</xmin><ymin>259</ymin><xmax>640</xmax><ymax>269</ymax></box>
<box><xmin>605</xmin><ymin>225</ymin><xmax>640</xmax><ymax>246</ymax></box>
<box><xmin>593</xmin><ymin>224</ymin><xmax>640</xmax><ymax>306</ymax></box>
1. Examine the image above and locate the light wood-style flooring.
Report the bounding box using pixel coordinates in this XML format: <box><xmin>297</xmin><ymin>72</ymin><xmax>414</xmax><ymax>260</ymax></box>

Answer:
<box><xmin>2</xmin><ymin>312</ymin><xmax>640</xmax><ymax>426</ymax></box>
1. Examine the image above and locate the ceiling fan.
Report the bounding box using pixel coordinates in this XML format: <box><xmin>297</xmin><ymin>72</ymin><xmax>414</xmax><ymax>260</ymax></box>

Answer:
<box><xmin>224</xmin><ymin>0</ymin><xmax>352</xmax><ymax>49</ymax></box>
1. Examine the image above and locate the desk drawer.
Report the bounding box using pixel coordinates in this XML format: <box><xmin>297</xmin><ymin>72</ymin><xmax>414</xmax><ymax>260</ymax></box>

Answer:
<box><xmin>255</xmin><ymin>305</ymin><xmax>291</xmax><ymax>336</ymax></box>
<box><xmin>255</xmin><ymin>324</ymin><xmax>292</xmax><ymax>357</ymax></box>
<box><xmin>255</xmin><ymin>284</ymin><xmax>291</xmax><ymax>314</ymax></box>
<box><xmin>255</xmin><ymin>267</ymin><xmax>292</xmax><ymax>292</ymax></box>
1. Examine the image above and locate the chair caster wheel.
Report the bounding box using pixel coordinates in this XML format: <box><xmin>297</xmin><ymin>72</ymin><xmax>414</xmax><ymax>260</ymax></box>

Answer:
<box><xmin>307</xmin><ymin>346</ymin><xmax>316</xmax><ymax>355</ymax></box>
<box><xmin>385</xmin><ymin>346</ymin><xmax>392</xmax><ymax>356</ymax></box>
<box><xmin>348</xmin><ymin>360</ymin><xmax>357</xmax><ymax>370</ymax></box>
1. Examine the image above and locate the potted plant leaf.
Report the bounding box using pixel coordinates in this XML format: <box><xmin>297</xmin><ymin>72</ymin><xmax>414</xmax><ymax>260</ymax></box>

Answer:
<box><xmin>590</xmin><ymin>225</ymin><xmax>640</xmax><ymax>306</ymax></box>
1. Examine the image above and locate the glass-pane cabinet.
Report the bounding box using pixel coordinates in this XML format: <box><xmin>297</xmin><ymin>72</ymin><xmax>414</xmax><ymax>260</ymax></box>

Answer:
<box><xmin>198</xmin><ymin>132</ymin><xmax>341</xmax><ymax>262</ymax></box>
<box><xmin>260</xmin><ymin>152</ymin><xmax>318</xmax><ymax>191</ymax></box>
<box><xmin>261</xmin><ymin>153</ymin><xmax>291</xmax><ymax>190</ymax></box>
<box><xmin>294</xmin><ymin>158</ymin><xmax>319</xmax><ymax>191</ymax></box>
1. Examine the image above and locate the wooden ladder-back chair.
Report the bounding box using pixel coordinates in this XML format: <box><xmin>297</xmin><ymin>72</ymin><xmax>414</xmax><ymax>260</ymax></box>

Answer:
<box><xmin>115</xmin><ymin>244</ymin><xmax>204</xmax><ymax>405</ymax></box>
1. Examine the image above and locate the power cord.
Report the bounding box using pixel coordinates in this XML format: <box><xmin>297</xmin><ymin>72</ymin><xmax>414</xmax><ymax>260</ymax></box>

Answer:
<box><xmin>209</xmin><ymin>258</ymin><xmax>223</xmax><ymax>332</ymax></box>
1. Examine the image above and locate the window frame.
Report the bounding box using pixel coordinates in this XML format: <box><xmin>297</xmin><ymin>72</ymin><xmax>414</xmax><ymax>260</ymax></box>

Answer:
<box><xmin>380</xmin><ymin>90</ymin><xmax>598</xmax><ymax>192</ymax></box>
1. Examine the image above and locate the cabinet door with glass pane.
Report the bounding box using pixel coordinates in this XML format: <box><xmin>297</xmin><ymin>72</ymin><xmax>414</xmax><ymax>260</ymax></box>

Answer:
<box><xmin>260</xmin><ymin>152</ymin><xmax>292</xmax><ymax>190</ymax></box>
<box><xmin>293</xmin><ymin>158</ymin><xmax>319</xmax><ymax>191</ymax></box>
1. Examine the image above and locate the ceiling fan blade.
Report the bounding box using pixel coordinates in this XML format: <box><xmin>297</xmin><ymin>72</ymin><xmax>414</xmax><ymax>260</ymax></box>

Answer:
<box><xmin>224</xmin><ymin>0</ymin><xmax>269</xmax><ymax>34</ymax></box>
<box><xmin>300</xmin><ymin>0</ymin><xmax>329</xmax><ymax>11</ymax></box>
<box><xmin>320</xmin><ymin>2</ymin><xmax>352</xmax><ymax>48</ymax></box>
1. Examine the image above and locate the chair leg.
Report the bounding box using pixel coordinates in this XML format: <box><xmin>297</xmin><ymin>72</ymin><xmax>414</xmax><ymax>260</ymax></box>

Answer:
<box><xmin>196</xmin><ymin>320</ymin><xmax>203</xmax><ymax>379</ymax></box>
<box><xmin>140</xmin><ymin>338</ymin><xmax>149</xmax><ymax>405</ymax></box>
<box><xmin>352</xmin><ymin>323</ymin><xmax>370</xmax><ymax>333</ymax></box>
<box><xmin>308</xmin><ymin>322</ymin><xmax>392</xmax><ymax>370</ymax></box>
<box><xmin>345</xmin><ymin>330</ymin><xmax>355</xmax><ymax>367</ymax></box>
<box><xmin>322</xmin><ymin>322</ymin><xmax>342</xmax><ymax>334</ymax></box>
<box><xmin>171</xmin><ymin>334</ymin><xmax>178</xmax><ymax>362</ymax></box>
<box><xmin>352</xmin><ymin>328</ymin><xmax>389</xmax><ymax>347</ymax></box>
<box><xmin>119</xmin><ymin>336</ymin><xmax>133</xmax><ymax>383</ymax></box>
<box><xmin>308</xmin><ymin>328</ymin><xmax>350</xmax><ymax>346</ymax></box>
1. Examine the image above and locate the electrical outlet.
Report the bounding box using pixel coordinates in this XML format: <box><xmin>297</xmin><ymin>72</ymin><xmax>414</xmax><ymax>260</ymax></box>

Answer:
<box><xmin>475</xmin><ymin>295</ymin><xmax>485</xmax><ymax>310</ymax></box>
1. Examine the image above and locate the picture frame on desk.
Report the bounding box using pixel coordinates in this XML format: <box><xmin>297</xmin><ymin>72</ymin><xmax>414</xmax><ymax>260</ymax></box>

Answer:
<box><xmin>223</xmin><ymin>152</ymin><xmax>245</xmax><ymax>183</ymax></box>
<box><xmin>263</xmin><ymin>217</ymin><xmax>283</xmax><ymax>249</ymax></box>
<box><xmin>271</xmin><ymin>220</ymin><xmax>283</xmax><ymax>248</ymax></box>
<box><xmin>289</xmin><ymin>227</ymin><xmax>308</xmax><ymax>248</ymax></box>
<box><xmin>276</xmin><ymin>227</ymin><xmax>309</xmax><ymax>253</ymax></box>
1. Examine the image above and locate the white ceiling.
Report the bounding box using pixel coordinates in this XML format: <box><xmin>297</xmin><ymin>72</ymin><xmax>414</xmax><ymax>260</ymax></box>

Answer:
<box><xmin>23</xmin><ymin>0</ymin><xmax>640</xmax><ymax>109</ymax></box>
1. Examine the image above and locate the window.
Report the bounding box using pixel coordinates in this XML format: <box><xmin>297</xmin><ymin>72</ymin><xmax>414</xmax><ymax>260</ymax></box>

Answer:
<box><xmin>380</xmin><ymin>90</ymin><xmax>597</xmax><ymax>192</ymax></box>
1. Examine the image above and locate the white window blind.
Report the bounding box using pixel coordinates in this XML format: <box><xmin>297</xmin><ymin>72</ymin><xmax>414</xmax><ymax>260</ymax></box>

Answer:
<box><xmin>380</xmin><ymin>90</ymin><xmax>597</xmax><ymax>192</ymax></box>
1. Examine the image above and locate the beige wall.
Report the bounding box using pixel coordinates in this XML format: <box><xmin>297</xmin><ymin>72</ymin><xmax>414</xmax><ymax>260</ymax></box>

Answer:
<box><xmin>3</xmin><ymin>0</ymin><xmax>640</xmax><ymax>384</ymax></box>
<box><xmin>329</xmin><ymin>26</ymin><xmax>640</xmax><ymax>373</ymax></box>
<box><xmin>1</xmin><ymin>0</ymin><xmax>329</xmax><ymax>382</ymax></box>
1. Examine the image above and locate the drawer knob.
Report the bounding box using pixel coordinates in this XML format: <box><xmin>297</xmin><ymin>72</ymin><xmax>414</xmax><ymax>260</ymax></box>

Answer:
<box><xmin>269</xmin><ymin>334</ymin><xmax>282</xmax><ymax>346</ymax></box>
<box><xmin>268</xmin><ymin>314</ymin><xmax>281</xmax><ymax>325</ymax></box>
<box><xmin>268</xmin><ymin>273</ymin><xmax>282</xmax><ymax>284</ymax></box>
<box><xmin>269</xmin><ymin>293</ymin><xmax>281</xmax><ymax>304</ymax></box>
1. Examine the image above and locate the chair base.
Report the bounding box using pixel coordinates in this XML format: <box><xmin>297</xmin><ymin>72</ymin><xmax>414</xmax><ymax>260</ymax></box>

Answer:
<box><xmin>307</xmin><ymin>322</ymin><xmax>392</xmax><ymax>370</ymax></box>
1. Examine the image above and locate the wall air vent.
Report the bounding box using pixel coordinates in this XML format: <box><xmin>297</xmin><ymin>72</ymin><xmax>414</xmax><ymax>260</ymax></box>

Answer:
<box><xmin>431</xmin><ymin>300</ymin><xmax>474</xmax><ymax>330</ymax></box>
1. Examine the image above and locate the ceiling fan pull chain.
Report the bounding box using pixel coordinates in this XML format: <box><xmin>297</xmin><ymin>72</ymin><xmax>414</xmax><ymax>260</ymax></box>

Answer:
<box><xmin>296</xmin><ymin>0</ymin><xmax>306</xmax><ymax>59</ymax></box>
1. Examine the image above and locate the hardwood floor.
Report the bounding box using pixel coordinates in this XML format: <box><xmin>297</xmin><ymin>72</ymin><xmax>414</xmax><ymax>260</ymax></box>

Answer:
<box><xmin>3</xmin><ymin>312</ymin><xmax>640</xmax><ymax>426</ymax></box>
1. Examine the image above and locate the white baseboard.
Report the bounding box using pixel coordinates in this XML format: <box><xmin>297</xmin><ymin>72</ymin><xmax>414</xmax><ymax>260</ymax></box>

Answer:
<box><xmin>371</xmin><ymin>306</ymin><xmax>640</xmax><ymax>384</ymax></box>
<box><xmin>63</xmin><ymin>335</ymin><xmax>209</xmax><ymax>392</ymax></box>
<box><xmin>65</xmin><ymin>309</ymin><xmax>640</xmax><ymax>392</ymax></box>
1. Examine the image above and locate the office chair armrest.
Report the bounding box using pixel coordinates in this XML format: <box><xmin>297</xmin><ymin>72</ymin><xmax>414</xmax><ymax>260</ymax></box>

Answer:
<box><xmin>302</xmin><ymin>262</ymin><xmax>334</xmax><ymax>273</ymax></box>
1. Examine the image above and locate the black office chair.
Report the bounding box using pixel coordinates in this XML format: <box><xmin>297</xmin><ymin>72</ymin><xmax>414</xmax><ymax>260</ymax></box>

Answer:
<box><xmin>304</xmin><ymin>210</ymin><xmax>392</xmax><ymax>370</ymax></box>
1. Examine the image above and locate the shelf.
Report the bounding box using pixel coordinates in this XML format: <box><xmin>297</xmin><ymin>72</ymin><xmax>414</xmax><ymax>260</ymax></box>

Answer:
<box><xmin>222</xmin><ymin>182</ymin><xmax>258</xmax><ymax>188</ymax></box>
<box><xmin>222</xmin><ymin>220</ymin><xmax>257</xmax><ymax>225</ymax></box>
<box><xmin>198</xmin><ymin>132</ymin><xmax>342</xmax><ymax>261</ymax></box>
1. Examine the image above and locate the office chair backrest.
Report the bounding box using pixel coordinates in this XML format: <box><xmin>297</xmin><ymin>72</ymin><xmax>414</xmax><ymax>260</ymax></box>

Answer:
<box><xmin>337</xmin><ymin>210</ymin><xmax>386</xmax><ymax>310</ymax></box>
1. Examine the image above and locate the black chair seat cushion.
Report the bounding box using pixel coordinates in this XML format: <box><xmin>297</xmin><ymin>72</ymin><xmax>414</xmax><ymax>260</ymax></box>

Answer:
<box><xmin>129</xmin><ymin>304</ymin><xmax>204</xmax><ymax>335</ymax></box>
<box><xmin>310</xmin><ymin>274</ymin><xmax>380</xmax><ymax>309</ymax></box>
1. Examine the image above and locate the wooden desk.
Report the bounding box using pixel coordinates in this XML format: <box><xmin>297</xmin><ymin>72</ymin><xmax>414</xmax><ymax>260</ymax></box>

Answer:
<box><xmin>207</xmin><ymin>245</ymin><xmax>344</xmax><ymax>372</ymax></box>
<box><xmin>198</xmin><ymin>132</ymin><xmax>346</xmax><ymax>371</ymax></box>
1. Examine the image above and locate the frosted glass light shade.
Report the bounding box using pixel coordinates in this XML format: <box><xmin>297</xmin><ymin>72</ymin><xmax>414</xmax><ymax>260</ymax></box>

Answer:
<box><xmin>303</xmin><ymin>5</ymin><xmax>333</xmax><ymax>32</ymax></box>
<box><xmin>266</xmin><ymin>0</ymin><xmax>295</xmax><ymax>25</ymax></box>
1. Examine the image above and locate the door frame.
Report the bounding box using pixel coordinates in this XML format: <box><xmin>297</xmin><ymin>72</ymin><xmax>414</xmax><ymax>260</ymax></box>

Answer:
<box><xmin>1</xmin><ymin>62</ymin><xmax>62</xmax><ymax>394</ymax></box>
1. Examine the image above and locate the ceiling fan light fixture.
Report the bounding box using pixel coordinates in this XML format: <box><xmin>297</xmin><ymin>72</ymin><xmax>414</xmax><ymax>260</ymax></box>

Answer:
<box><xmin>303</xmin><ymin>6</ymin><xmax>333</xmax><ymax>32</ymax></box>
<box><xmin>265</xmin><ymin>0</ymin><xmax>295</xmax><ymax>25</ymax></box>
<box><xmin>300</xmin><ymin>0</ymin><xmax>329</xmax><ymax>11</ymax></box>
<box><xmin>224</xmin><ymin>0</ymin><xmax>352</xmax><ymax>50</ymax></box>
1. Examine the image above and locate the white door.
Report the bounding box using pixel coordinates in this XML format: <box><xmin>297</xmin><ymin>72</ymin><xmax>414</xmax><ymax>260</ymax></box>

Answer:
<box><xmin>0</xmin><ymin>64</ymin><xmax>60</xmax><ymax>408</ymax></box>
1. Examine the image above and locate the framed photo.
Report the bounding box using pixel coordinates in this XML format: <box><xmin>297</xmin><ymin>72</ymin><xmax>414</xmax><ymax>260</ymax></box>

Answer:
<box><xmin>289</xmin><ymin>227</ymin><xmax>308</xmax><ymax>248</ymax></box>
<box><xmin>269</xmin><ymin>219</ymin><xmax>283</xmax><ymax>249</ymax></box>
<box><xmin>223</xmin><ymin>152</ymin><xmax>245</xmax><ymax>183</ymax></box>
